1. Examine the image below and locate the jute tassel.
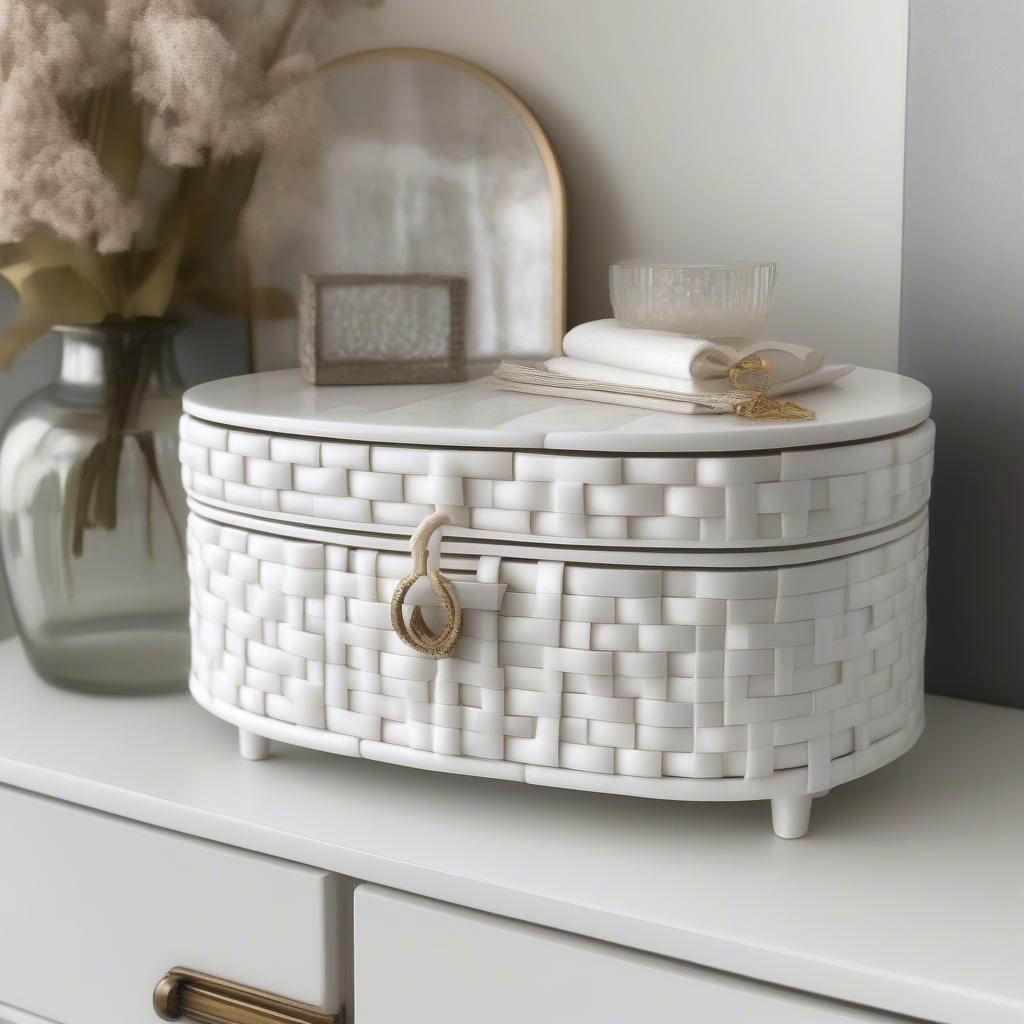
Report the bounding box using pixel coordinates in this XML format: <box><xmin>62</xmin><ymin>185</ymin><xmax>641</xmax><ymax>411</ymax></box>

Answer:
<box><xmin>729</xmin><ymin>356</ymin><xmax>816</xmax><ymax>420</ymax></box>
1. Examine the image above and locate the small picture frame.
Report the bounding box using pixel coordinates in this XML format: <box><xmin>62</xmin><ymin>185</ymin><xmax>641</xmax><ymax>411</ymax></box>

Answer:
<box><xmin>299</xmin><ymin>273</ymin><xmax>467</xmax><ymax>385</ymax></box>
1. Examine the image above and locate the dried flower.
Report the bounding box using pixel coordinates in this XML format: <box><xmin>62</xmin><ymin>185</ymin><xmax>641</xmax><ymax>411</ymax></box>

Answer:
<box><xmin>0</xmin><ymin>1</ymin><xmax>140</xmax><ymax>251</ymax></box>
<box><xmin>0</xmin><ymin>0</ymin><xmax>360</xmax><ymax>363</ymax></box>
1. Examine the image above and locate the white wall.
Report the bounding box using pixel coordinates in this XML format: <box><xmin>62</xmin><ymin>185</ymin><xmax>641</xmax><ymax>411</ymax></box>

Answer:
<box><xmin>324</xmin><ymin>0</ymin><xmax>909</xmax><ymax>368</ymax></box>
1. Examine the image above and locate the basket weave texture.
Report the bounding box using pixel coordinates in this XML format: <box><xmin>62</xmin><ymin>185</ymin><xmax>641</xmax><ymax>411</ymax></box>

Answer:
<box><xmin>188</xmin><ymin>511</ymin><xmax>927</xmax><ymax>797</ymax></box>
<box><xmin>179</xmin><ymin>416</ymin><xmax>933</xmax><ymax>546</ymax></box>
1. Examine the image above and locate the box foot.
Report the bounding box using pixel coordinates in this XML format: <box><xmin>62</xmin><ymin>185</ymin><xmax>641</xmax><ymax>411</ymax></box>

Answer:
<box><xmin>239</xmin><ymin>729</ymin><xmax>271</xmax><ymax>761</ymax></box>
<box><xmin>771</xmin><ymin>794</ymin><xmax>813</xmax><ymax>839</ymax></box>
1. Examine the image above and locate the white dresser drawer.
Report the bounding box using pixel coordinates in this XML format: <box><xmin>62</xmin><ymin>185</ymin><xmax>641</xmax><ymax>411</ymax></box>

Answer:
<box><xmin>354</xmin><ymin>886</ymin><xmax>908</xmax><ymax>1024</ymax></box>
<box><xmin>0</xmin><ymin>786</ymin><xmax>343</xmax><ymax>1024</ymax></box>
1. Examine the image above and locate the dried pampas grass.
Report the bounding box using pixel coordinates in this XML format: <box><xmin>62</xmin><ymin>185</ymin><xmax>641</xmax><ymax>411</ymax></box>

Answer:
<box><xmin>0</xmin><ymin>0</ymin><xmax>364</xmax><ymax>364</ymax></box>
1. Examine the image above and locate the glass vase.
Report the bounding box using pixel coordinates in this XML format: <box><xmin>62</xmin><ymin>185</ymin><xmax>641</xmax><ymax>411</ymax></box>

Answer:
<box><xmin>0</xmin><ymin>320</ymin><xmax>189</xmax><ymax>693</ymax></box>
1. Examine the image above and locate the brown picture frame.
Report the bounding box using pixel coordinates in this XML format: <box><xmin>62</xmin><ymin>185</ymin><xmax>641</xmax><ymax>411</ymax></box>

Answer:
<box><xmin>298</xmin><ymin>273</ymin><xmax>467</xmax><ymax>385</ymax></box>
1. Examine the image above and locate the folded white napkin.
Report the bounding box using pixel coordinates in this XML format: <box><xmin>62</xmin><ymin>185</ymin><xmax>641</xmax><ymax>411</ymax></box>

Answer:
<box><xmin>491</xmin><ymin>360</ymin><xmax>847</xmax><ymax>417</ymax></box>
<box><xmin>562</xmin><ymin>319</ymin><xmax>825</xmax><ymax>385</ymax></box>
<box><xmin>491</xmin><ymin>319</ymin><xmax>854</xmax><ymax>418</ymax></box>
<box><xmin>546</xmin><ymin>356</ymin><xmax>854</xmax><ymax>398</ymax></box>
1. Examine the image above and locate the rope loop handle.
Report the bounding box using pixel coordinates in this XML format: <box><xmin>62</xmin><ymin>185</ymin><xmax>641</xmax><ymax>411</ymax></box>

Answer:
<box><xmin>390</xmin><ymin>511</ymin><xmax>463</xmax><ymax>659</ymax></box>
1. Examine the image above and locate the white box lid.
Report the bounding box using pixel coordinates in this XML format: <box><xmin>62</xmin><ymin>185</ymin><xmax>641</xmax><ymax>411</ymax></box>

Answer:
<box><xmin>184</xmin><ymin>368</ymin><xmax>931</xmax><ymax>453</ymax></box>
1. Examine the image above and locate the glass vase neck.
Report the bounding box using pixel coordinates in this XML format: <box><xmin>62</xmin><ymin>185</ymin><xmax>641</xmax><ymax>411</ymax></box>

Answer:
<box><xmin>55</xmin><ymin>321</ymin><xmax>180</xmax><ymax>390</ymax></box>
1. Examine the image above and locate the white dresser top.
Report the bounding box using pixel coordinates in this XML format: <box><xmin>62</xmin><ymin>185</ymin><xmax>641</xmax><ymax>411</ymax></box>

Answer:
<box><xmin>0</xmin><ymin>638</ymin><xmax>1019</xmax><ymax>1024</ymax></box>
<box><xmin>184</xmin><ymin>368</ymin><xmax>932</xmax><ymax>452</ymax></box>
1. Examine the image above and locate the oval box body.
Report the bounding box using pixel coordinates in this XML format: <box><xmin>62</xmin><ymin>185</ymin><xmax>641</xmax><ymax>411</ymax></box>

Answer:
<box><xmin>181</xmin><ymin>370</ymin><xmax>933</xmax><ymax>838</ymax></box>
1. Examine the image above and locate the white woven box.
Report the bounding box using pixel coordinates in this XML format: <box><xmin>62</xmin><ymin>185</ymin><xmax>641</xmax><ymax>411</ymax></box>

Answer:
<box><xmin>182</xmin><ymin>369</ymin><xmax>933</xmax><ymax>838</ymax></box>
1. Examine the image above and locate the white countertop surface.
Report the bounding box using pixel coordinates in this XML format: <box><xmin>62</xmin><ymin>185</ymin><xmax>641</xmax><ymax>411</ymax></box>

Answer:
<box><xmin>0</xmin><ymin>638</ymin><xmax>1019</xmax><ymax>1023</ymax></box>
<box><xmin>183</xmin><ymin>368</ymin><xmax>932</xmax><ymax>452</ymax></box>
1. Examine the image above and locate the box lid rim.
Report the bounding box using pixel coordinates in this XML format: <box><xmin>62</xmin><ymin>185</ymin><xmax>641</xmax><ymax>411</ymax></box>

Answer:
<box><xmin>183</xmin><ymin>369</ymin><xmax>932</xmax><ymax>454</ymax></box>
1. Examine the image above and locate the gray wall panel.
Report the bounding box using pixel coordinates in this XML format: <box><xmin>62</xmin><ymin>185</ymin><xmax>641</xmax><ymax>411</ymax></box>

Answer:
<box><xmin>901</xmin><ymin>1</ymin><xmax>1024</xmax><ymax>706</ymax></box>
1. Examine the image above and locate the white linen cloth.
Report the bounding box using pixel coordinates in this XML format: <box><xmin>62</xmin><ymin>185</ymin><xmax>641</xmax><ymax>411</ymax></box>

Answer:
<box><xmin>546</xmin><ymin>356</ymin><xmax>853</xmax><ymax>398</ymax></box>
<box><xmin>492</xmin><ymin>360</ymin><xmax>852</xmax><ymax>416</ymax></box>
<box><xmin>489</xmin><ymin>319</ymin><xmax>855</xmax><ymax>417</ymax></box>
<box><xmin>561</xmin><ymin>319</ymin><xmax>826</xmax><ymax>385</ymax></box>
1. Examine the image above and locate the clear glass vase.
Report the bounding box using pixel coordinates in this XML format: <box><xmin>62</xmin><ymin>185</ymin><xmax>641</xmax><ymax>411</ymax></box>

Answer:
<box><xmin>0</xmin><ymin>320</ymin><xmax>189</xmax><ymax>693</ymax></box>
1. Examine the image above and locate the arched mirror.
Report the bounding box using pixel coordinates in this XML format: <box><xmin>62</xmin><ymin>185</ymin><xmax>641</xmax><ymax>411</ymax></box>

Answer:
<box><xmin>248</xmin><ymin>48</ymin><xmax>566</xmax><ymax>372</ymax></box>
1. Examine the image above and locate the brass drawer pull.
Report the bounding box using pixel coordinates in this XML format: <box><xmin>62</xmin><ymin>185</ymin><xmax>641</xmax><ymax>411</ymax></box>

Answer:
<box><xmin>153</xmin><ymin>967</ymin><xmax>340</xmax><ymax>1024</ymax></box>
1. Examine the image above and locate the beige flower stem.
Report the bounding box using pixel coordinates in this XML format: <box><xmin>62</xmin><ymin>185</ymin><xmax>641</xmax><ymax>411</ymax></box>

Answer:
<box><xmin>69</xmin><ymin>332</ymin><xmax>181</xmax><ymax>561</ymax></box>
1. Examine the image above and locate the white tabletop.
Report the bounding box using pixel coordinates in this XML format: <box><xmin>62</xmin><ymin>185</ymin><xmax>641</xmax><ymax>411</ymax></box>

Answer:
<box><xmin>184</xmin><ymin>368</ymin><xmax>932</xmax><ymax>452</ymax></box>
<box><xmin>0</xmin><ymin>639</ymin><xmax>1018</xmax><ymax>1024</ymax></box>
